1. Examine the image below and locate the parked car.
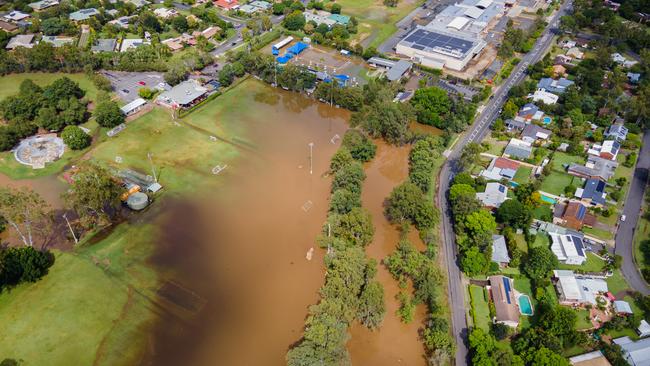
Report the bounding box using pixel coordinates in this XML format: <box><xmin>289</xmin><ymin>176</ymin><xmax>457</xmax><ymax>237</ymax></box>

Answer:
<box><xmin>138</xmin><ymin>81</ymin><xmax>146</xmax><ymax>86</ymax></box>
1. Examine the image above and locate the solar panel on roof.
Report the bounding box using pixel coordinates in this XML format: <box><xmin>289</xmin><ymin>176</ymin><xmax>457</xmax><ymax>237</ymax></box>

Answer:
<box><xmin>498</xmin><ymin>185</ymin><xmax>505</xmax><ymax>193</ymax></box>
<box><xmin>577</xmin><ymin>205</ymin><xmax>586</xmax><ymax>220</ymax></box>
<box><xmin>502</xmin><ymin>277</ymin><xmax>512</xmax><ymax>304</ymax></box>
<box><xmin>573</xmin><ymin>237</ymin><xmax>584</xmax><ymax>256</ymax></box>
<box><xmin>412</xmin><ymin>44</ymin><xmax>425</xmax><ymax>50</ymax></box>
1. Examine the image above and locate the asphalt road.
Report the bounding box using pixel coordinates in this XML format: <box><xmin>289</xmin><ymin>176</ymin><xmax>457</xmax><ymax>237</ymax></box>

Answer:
<box><xmin>436</xmin><ymin>2</ymin><xmax>573</xmax><ymax>365</ymax></box>
<box><xmin>210</xmin><ymin>13</ymin><xmax>284</xmax><ymax>57</ymax></box>
<box><xmin>615</xmin><ymin>131</ymin><xmax>650</xmax><ymax>296</ymax></box>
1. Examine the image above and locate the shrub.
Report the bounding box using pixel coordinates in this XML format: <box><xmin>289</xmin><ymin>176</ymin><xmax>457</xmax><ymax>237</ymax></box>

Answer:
<box><xmin>61</xmin><ymin>125</ymin><xmax>91</xmax><ymax>150</ymax></box>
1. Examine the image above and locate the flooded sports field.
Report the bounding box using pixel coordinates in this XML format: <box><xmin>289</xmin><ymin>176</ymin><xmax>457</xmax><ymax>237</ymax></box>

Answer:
<box><xmin>0</xmin><ymin>78</ymin><xmax>441</xmax><ymax>365</ymax></box>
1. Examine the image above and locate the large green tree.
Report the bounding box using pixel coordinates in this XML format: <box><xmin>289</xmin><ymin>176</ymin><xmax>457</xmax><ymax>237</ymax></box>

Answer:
<box><xmin>94</xmin><ymin>100</ymin><xmax>125</xmax><ymax>128</ymax></box>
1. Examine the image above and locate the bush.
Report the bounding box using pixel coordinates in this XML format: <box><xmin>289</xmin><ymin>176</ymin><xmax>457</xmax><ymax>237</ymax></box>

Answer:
<box><xmin>94</xmin><ymin>100</ymin><xmax>125</xmax><ymax>128</ymax></box>
<box><xmin>341</xmin><ymin>129</ymin><xmax>376</xmax><ymax>162</ymax></box>
<box><xmin>138</xmin><ymin>87</ymin><xmax>155</xmax><ymax>99</ymax></box>
<box><xmin>61</xmin><ymin>125</ymin><xmax>91</xmax><ymax>150</ymax></box>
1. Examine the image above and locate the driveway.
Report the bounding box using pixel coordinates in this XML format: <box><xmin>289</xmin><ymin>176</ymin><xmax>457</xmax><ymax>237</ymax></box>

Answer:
<box><xmin>615</xmin><ymin>131</ymin><xmax>650</xmax><ymax>295</ymax></box>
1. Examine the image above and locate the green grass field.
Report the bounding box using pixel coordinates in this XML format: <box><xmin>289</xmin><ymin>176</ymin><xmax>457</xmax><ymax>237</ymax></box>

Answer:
<box><xmin>606</xmin><ymin>269</ymin><xmax>630</xmax><ymax>296</ymax></box>
<box><xmin>0</xmin><ymin>222</ymin><xmax>159</xmax><ymax>365</ymax></box>
<box><xmin>575</xmin><ymin>309</ymin><xmax>592</xmax><ymax>330</ymax></box>
<box><xmin>550</xmin><ymin>152</ymin><xmax>584</xmax><ymax>172</ymax></box>
<box><xmin>583</xmin><ymin>226</ymin><xmax>615</xmax><ymax>241</ymax></box>
<box><xmin>539</xmin><ymin>171</ymin><xmax>578</xmax><ymax>196</ymax></box>
<box><xmin>558</xmin><ymin>253</ymin><xmax>606</xmax><ymax>273</ymax></box>
<box><xmin>532</xmin><ymin>233</ymin><xmax>549</xmax><ymax>248</ymax></box>
<box><xmin>633</xmin><ymin>203</ymin><xmax>649</xmax><ymax>273</ymax></box>
<box><xmin>469</xmin><ymin>285</ymin><xmax>491</xmax><ymax>332</ymax></box>
<box><xmin>0</xmin><ymin>73</ymin><xmax>101</xmax><ymax>102</ymax></box>
<box><xmin>513</xmin><ymin>166</ymin><xmax>533</xmax><ymax>185</ymax></box>
<box><xmin>325</xmin><ymin>0</ymin><xmax>425</xmax><ymax>47</ymax></box>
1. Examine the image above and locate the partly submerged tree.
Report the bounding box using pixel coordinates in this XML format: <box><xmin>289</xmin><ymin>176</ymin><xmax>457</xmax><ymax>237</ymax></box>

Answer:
<box><xmin>0</xmin><ymin>187</ymin><xmax>52</xmax><ymax>247</ymax></box>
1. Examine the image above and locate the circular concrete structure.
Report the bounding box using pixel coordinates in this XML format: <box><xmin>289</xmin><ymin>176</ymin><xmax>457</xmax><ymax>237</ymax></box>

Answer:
<box><xmin>14</xmin><ymin>134</ymin><xmax>65</xmax><ymax>169</ymax></box>
<box><xmin>126</xmin><ymin>192</ymin><xmax>149</xmax><ymax>211</ymax></box>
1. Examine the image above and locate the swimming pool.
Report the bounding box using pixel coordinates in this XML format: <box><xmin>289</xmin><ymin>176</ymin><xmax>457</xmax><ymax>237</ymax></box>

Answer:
<box><xmin>518</xmin><ymin>295</ymin><xmax>534</xmax><ymax>316</ymax></box>
<box><xmin>540</xmin><ymin>195</ymin><xmax>556</xmax><ymax>204</ymax></box>
<box><xmin>543</xmin><ymin>116</ymin><xmax>552</xmax><ymax>125</ymax></box>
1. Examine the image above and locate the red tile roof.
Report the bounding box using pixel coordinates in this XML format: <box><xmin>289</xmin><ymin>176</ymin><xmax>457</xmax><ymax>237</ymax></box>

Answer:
<box><xmin>494</xmin><ymin>157</ymin><xmax>520</xmax><ymax>171</ymax></box>
<box><xmin>214</xmin><ymin>0</ymin><xmax>238</xmax><ymax>9</ymax></box>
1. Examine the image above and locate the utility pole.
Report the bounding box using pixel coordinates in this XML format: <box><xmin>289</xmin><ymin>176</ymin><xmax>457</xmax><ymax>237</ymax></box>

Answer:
<box><xmin>63</xmin><ymin>213</ymin><xmax>78</xmax><ymax>245</ymax></box>
<box><xmin>147</xmin><ymin>152</ymin><xmax>157</xmax><ymax>183</ymax></box>
<box><xmin>308</xmin><ymin>142</ymin><xmax>314</xmax><ymax>175</ymax></box>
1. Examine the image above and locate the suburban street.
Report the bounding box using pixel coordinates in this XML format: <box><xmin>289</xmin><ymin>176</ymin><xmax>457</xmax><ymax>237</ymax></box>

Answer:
<box><xmin>210</xmin><ymin>13</ymin><xmax>284</xmax><ymax>57</ymax></box>
<box><xmin>435</xmin><ymin>1</ymin><xmax>573</xmax><ymax>364</ymax></box>
<box><xmin>615</xmin><ymin>131</ymin><xmax>650</xmax><ymax>296</ymax></box>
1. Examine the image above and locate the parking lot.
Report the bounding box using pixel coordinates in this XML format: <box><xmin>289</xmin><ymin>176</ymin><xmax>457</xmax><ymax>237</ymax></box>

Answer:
<box><xmin>101</xmin><ymin>71</ymin><xmax>166</xmax><ymax>103</ymax></box>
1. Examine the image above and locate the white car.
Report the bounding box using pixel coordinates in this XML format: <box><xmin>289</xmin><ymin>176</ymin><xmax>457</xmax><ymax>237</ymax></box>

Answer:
<box><xmin>621</xmin><ymin>215</ymin><xmax>626</xmax><ymax>222</ymax></box>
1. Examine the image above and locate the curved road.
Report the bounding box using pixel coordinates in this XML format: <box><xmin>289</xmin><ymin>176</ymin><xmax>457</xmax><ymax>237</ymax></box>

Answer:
<box><xmin>615</xmin><ymin>131</ymin><xmax>650</xmax><ymax>296</ymax></box>
<box><xmin>436</xmin><ymin>2</ymin><xmax>573</xmax><ymax>364</ymax></box>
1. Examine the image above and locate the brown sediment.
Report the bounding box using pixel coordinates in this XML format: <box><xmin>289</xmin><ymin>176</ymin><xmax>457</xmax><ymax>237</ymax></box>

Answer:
<box><xmin>143</xmin><ymin>84</ymin><xmax>351</xmax><ymax>366</ymax></box>
<box><xmin>348</xmin><ymin>140</ymin><xmax>428</xmax><ymax>366</ymax></box>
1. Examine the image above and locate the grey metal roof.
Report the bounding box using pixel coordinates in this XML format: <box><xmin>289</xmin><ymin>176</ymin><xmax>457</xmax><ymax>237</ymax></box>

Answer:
<box><xmin>91</xmin><ymin>38</ymin><xmax>117</xmax><ymax>52</ymax></box>
<box><xmin>367</xmin><ymin>57</ymin><xmax>396</xmax><ymax>68</ymax></box>
<box><xmin>157</xmin><ymin>80</ymin><xmax>207</xmax><ymax>106</ymax></box>
<box><xmin>386</xmin><ymin>60</ymin><xmax>412</xmax><ymax>81</ymax></box>
<box><xmin>614</xmin><ymin>337</ymin><xmax>650</xmax><ymax>366</ymax></box>
<box><xmin>491</xmin><ymin>235</ymin><xmax>510</xmax><ymax>264</ymax></box>
<box><xmin>69</xmin><ymin>8</ymin><xmax>99</xmax><ymax>21</ymax></box>
<box><xmin>504</xmin><ymin>140</ymin><xmax>532</xmax><ymax>159</ymax></box>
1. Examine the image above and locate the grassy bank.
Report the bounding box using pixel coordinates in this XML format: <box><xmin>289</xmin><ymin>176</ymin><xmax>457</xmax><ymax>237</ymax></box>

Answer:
<box><xmin>0</xmin><ymin>73</ymin><xmax>101</xmax><ymax>102</ymax></box>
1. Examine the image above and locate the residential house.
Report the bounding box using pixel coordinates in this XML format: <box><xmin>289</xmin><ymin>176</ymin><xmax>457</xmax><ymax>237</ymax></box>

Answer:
<box><xmin>537</xmin><ymin>77</ymin><xmax>575</xmax><ymax>94</ymax></box>
<box><xmin>0</xmin><ymin>20</ymin><xmax>18</xmax><ymax>32</ymax></box>
<box><xmin>304</xmin><ymin>11</ymin><xmax>336</xmax><ymax>27</ymax></box>
<box><xmin>505</xmin><ymin>118</ymin><xmax>526</xmax><ymax>131</ymax></box>
<box><xmin>3</xmin><ymin>10</ymin><xmax>30</xmax><ymax>22</ymax></box>
<box><xmin>588</xmin><ymin>140</ymin><xmax>620</xmax><ymax>161</ymax></box>
<box><xmin>491</xmin><ymin>235</ymin><xmax>511</xmax><ymax>267</ymax></box>
<box><xmin>109</xmin><ymin>16</ymin><xmax>134</xmax><ymax>29</ymax></box>
<box><xmin>91</xmin><ymin>38</ymin><xmax>117</xmax><ymax>52</ymax></box>
<box><xmin>328</xmin><ymin>14</ymin><xmax>351</xmax><ymax>25</ymax></box>
<box><xmin>192</xmin><ymin>26</ymin><xmax>221</xmax><ymax>40</ymax></box>
<box><xmin>550</xmin><ymin>232</ymin><xmax>587</xmax><ymax>265</ymax></box>
<box><xmin>554</xmin><ymin>201</ymin><xmax>591</xmax><ymax>230</ymax></box>
<box><xmin>561</xmin><ymin>40</ymin><xmax>576</xmax><ymax>49</ymax></box>
<box><xmin>153</xmin><ymin>7</ymin><xmax>178</xmax><ymax>19</ymax></box>
<box><xmin>488</xmin><ymin>275</ymin><xmax>520</xmax><ymax>327</ymax></box>
<box><xmin>504</xmin><ymin>138</ymin><xmax>532</xmax><ymax>160</ymax></box>
<box><xmin>575</xmin><ymin>178</ymin><xmax>607</xmax><ymax>206</ymax></box>
<box><xmin>249</xmin><ymin>0</ymin><xmax>271</xmax><ymax>11</ymax></box>
<box><xmin>28</xmin><ymin>0</ymin><xmax>59</xmax><ymax>11</ymax></box>
<box><xmin>531</xmin><ymin>89</ymin><xmax>559</xmax><ymax>105</ymax></box>
<box><xmin>604</xmin><ymin>0</ymin><xmax>621</xmax><ymax>11</ymax></box>
<box><xmin>480</xmin><ymin>157</ymin><xmax>520</xmax><ymax>181</ymax></box>
<box><xmin>120</xmin><ymin>38</ymin><xmax>150</xmax><ymax>52</ymax></box>
<box><xmin>554</xmin><ymin>54</ymin><xmax>574</xmax><ymax>67</ymax></box>
<box><xmin>552</xmin><ymin>64</ymin><xmax>567</xmax><ymax>78</ymax></box>
<box><xmin>612</xmin><ymin>337</ymin><xmax>650</xmax><ymax>366</ymax></box>
<box><xmin>517</xmin><ymin>103</ymin><xmax>544</xmax><ymax>123</ymax></box>
<box><xmin>238</xmin><ymin>4</ymin><xmax>259</xmax><ymax>14</ymax></box>
<box><xmin>611</xmin><ymin>53</ymin><xmax>638</xmax><ymax>68</ymax></box>
<box><xmin>553</xmin><ymin>270</ymin><xmax>609</xmax><ymax>305</ymax></box>
<box><xmin>5</xmin><ymin>34</ymin><xmax>34</xmax><ymax>49</ymax></box>
<box><xmin>476</xmin><ymin>182</ymin><xmax>508</xmax><ymax>208</ymax></box>
<box><xmin>41</xmin><ymin>35</ymin><xmax>75</xmax><ymax>47</ymax></box>
<box><xmin>604</xmin><ymin>123</ymin><xmax>628</xmax><ymax>141</ymax></box>
<box><xmin>156</xmin><ymin>79</ymin><xmax>208</xmax><ymax>109</ymax></box>
<box><xmin>568</xmin><ymin>155</ymin><xmax>618</xmax><ymax>181</ymax></box>
<box><xmin>627</xmin><ymin>72</ymin><xmax>641</xmax><ymax>84</ymax></box>
<box><xmin>214</xmin><ymin>0</ymin><xmax>239</xmax><ymax>10</ymax></box>
<box><xmin>521</xmin><ymin>124</ymin><xmax>551</xmax><ymax>143</ymax></box>
<box><xmin>638</xmin><ymin>320</ymin><xmax>650</xmax><ymax>338</ymax></box>
<box><xmin>106</xmin><ymin>9</ymin><xmax>119</xmax><ymax>17</ymax></box>
<box><xmin>566</xmin><ymin>47</ymin><xmax>584</xmax><ymax>59</ymax></box>
<box><xmin>569</xmin><ymin>351</ymin><xmax>612</xmax><ymax>366</ymax></box>
<box><xmin>126</xmin><ymin>0</ymin><xmax>150</xmax><ymax>7</ymax></box>
<box><xmin>613</xmin><ymin>300</ymin><xmax>633</xmax><ymax>315</ymax></box>
<box><xmin>69</xmin><ymin>8</ymin><xmax>99</xmax><ymax>22</ymax></box>
<box><xmin>162</xmin><ymin>38</ymin><xmax>184</xmax><ymax>52</ymax></box>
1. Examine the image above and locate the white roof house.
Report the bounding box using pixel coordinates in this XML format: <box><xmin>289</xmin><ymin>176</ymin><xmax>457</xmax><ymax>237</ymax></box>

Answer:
<box><xmin>156</xmin><ymin>79</ymin><xmax>207</xmax><ymax>108</ymax></box>
<box><xmin>120</xmin><ymin>38</ymin><xmax>150</xmax><ymax>52</ymax></box>
<box><xmin>611</xmin><ymin>53</ymin><xmax>638</xmax><ymax>68</ymax></box>
<box><xmin>613</xmin><ymin>300</ymin><xmax>633</xmax><ymax>314</ymax></box>
<box><xmin>491</xmin><ymin>235</ymin><xmax>510</xmax><ymax>265</ymax></box>
<box><xmin>553</xmin><ymin>270</ymin><xmax>608</xmax><ymax>305</ymax></box>
<box><xmin>638</xmin><ymin>319</ymin><xmax>650</xmax><ymax>338</ymax></box>
<box><xmin>613</xmin><ymin>336</ymin><xmax>650</xmax><ymax>366</ymax></box>
<box><xmin>6</xmin><ymin>34</ymin><xmax>34</xmax><ymax>49</ymax></box>
<box><xmin>476</xmin><ymin>182</ymin><xmax>508</xmax><ymax>208</ymax></box>
<box><xmin>569</xmin><ymin>351</ymin><xmax>611</xmax><ymax>366</ymax></box>
<box><xmin>3</xmin><ymin>11</ymin><xmax>30</xmax><ymax>21</ymax></box>
<box><xmin>153</xmin><ymin>7</ymin><xmax>178</xmax><ymax>19</ymax></box>
<box><xmin>550</xmin><ymin>232</ymin><xmax>587</xmax><ymax>265</ymax></box>
<box><xmin>531</xmin><ymin>89</ymin><xmax>559</xmax><ymax>105</ymax></box>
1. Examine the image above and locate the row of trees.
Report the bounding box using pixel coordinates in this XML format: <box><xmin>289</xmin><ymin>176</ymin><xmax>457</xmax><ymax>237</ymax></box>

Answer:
<box><xmin>383</xmin><ymin>134</ymin><xmax>453</xmax><ymax>363</ymax></box>
<box><xmin>411</xmin><ymin>86</ymin><xmax>477</xmax><ymax>133</ymax></box>
<box><xmin>287</xmin><ymin>129</ymin><xmax>384</xmax><ymax>366</ymax></box>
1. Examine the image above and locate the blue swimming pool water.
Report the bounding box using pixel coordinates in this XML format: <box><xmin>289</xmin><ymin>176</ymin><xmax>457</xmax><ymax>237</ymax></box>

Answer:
<box><xmin>543</xmin><ymin>116</ymin><xmax>552</xmax><ymax>124</ymax></box>
<box><xmin>541</xmin><ymin>195</ymin><xmax>556</xmax><ymax>204</ymax></box>
<box><xmin>518</xmin><ymin>295</ymin><xmax>534</xmax><ymax>315</ymax></box>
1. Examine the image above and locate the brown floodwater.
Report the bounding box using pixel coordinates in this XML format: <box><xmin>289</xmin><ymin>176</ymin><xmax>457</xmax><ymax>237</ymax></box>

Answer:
<box><xmin>0</xmin><ymin>172</ymin><xmax>66</xmax><ymax>208</ymax></box>
<box><xmin>347</xmin><ymin>141</ymin><xmax>428</xmax><ymax>366</ymax></box>
<box><xmin>145</xmin><ymin>83</ymin><xmax>351</xmax><ymax>366</ymax></box>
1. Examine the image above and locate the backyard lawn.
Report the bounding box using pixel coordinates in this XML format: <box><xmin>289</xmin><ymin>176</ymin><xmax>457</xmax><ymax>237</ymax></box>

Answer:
<box><xmin>558</xmin><ymin>253</ymin><xmax>606</xmax><ymax>273</ymax></box>
<box><xmin>532</xmin><ymin>204</ymin><xmax>553</xmax><ymax>221</ymax></box>
<box><xmin>575</xmin><ymin>309</ymin><xmax>593</xmax><ymax>330</ymax></box>
<box><xmin>532</xmin><ymin>233</ymin><xmax>549</xmax><ymax>248</ymax></box>
<box><xmin>513</xmin><ymin>166</ymin><xmax>533</xmax><ymax>185</ymax></box>
<box><xmin>469</xmin><ymin>285</ymin><xmax>491</xmax><ymax>332</ymax></box>
<box><xmin>606</xmin><ymin>269</ymin><xmax>630</xmax><ymax>296</ymax></box>
<box><xmin>551</xmin><ymin>152</ymin><xmax>584</xmax><ymax>171</ymax></box>
<box><xmin>539</xmin><ymin>171</ymin><xmax>578</xmax><ymax>196</ymax></box>
<box><xmin>583</xmin><ymin>226</ymin><xmax>615</xmax><ymax>241</ymax></box>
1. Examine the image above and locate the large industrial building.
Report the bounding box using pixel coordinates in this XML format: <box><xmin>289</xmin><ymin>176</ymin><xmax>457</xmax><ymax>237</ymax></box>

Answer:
<box><xmin>396</xmin><ymin>0</ymin><xmax>508</xmax><ymax>71</ymax></box>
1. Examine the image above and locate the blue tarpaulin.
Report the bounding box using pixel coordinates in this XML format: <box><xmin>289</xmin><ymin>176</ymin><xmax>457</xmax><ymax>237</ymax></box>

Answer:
<box><xmin>287</xmin><ymin>42</ymin><xmax>308</xmax><ymax>55</ymax></box>
<box><xmin>276</xmin><ymin>56</ymin><xmax>290</xmax><ymax>64</ymax></box>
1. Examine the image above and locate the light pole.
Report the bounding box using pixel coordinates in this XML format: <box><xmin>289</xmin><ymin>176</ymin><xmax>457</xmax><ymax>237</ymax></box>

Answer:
<box><xmin>308</xmin><ymin>142</ymin><xmax>314</xmax><ymax>175</ymax></box>
<box><xmin>147</xmin><ymin>152</ymin><xmax>157</xmax><ymax>183</ymax></box>
<box><xmin>63</xmin><ymin>213</ymin><xmax>78</xmax><ymax>245</ymax></box>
